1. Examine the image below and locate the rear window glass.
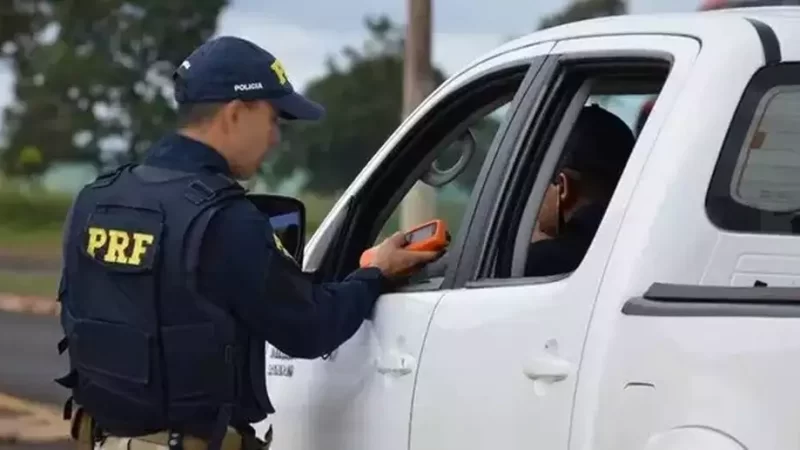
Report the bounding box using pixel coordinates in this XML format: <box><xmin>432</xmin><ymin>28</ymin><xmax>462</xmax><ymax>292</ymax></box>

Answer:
<box><xmin>731</xmin><ymin>86</ymin><xmax>800</xmax><ymax>212</ymax></box>
<box><xmin>706</xmin><ymin>63</ymin><xmax>800</xmax><ymax>235</ymax></box>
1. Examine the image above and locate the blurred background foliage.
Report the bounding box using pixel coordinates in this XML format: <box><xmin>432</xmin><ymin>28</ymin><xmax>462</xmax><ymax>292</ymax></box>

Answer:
<box><xmin>0</xmin><ymin>0</ymin><xmax>630</xmax><ymax>265</ymax></box>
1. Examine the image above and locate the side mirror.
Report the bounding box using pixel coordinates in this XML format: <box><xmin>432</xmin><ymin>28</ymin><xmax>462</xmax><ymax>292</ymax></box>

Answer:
<box><xmin>247</xmin><ymin>194</ymin><xmax>306</xmax><ymax>266</ymax></box>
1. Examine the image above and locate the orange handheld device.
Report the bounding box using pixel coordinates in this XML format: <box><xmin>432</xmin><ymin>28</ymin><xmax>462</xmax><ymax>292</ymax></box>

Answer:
<box><xmin>359</xmin><ymin>219</ymin><xmax>450</xmax><ymax>268</ymax></box>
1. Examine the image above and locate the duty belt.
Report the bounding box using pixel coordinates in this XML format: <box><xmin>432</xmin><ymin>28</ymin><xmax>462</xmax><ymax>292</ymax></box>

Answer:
<box><xmin>70</xmin><ymin>407</ymin><xmax>272</xmax><ymax>450</ymax></box>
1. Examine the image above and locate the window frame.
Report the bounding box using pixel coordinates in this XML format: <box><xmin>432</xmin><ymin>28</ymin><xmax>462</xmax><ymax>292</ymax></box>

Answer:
<box><xmin>706</xmin><ymin>62</ymin><xmax>800</xmax><ymax>235</ymax></box>
<box><xmin>311</xmin><ymin>55</ymin><xmax>552</xmax><ymax>292</ymax></box>
<box><xmin>452</xmin><ymin>53</ymin><xmax>674</xmax><ymax>288</ymax></box>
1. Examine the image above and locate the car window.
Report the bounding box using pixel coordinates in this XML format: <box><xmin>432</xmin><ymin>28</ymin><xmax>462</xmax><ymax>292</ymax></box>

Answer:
<box><xmin>374</xmin><ymin>101</ymin><xmax>513</xmax><ymax>243</ymax></box>
<box><xmin>586</xmin><ymin>93</ymin><xmax>656</xmax><ymax>136</ymax></box>
<box><xmin>463</xmin><ymin>61</ymin><xmax>670</xmax><ymax>282</ymax></box>
<box><xmin>518</xmin><ymin>90</ymin><xmax>653</xmax><ymax>278</ymax></box>
<box><xmin>731</xmin><ymin>86</ymin><xmax>800</xmax><ymax>212</ymax></box>
<box><xmin>707</xmin><ymin>63</ymin><xmax>800</xmax><ymax>234</ymax></box>
<box><xmin>312</xmin><ymin>61</ymin><xmax>539</xmax><ymax>289</ymax></box>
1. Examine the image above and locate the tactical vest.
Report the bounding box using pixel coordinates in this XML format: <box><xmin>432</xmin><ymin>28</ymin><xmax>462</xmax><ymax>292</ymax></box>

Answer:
<box><xmin>56</xmin><ymin>164</ymin><xmax>270</xmax><ymax>445</ymax></box>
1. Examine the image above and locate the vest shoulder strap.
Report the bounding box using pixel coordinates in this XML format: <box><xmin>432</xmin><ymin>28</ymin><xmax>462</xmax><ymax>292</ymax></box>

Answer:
<box><xmin>183</xmin><ymin>172</ymin><xmax>243</xmax><ymax>206</ymax></box>
<box><xmin>85</xmin><ymin>164</ymin><xmax>131</xmax><ymax>189</ymax></box>
<box><xmin>130</xmin><ymin>164</ymin><xmax>244</xmax><ymax>206</ymax></box>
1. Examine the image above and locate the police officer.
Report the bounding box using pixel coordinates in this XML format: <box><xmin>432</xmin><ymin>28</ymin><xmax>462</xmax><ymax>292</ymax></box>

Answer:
<box><xmin>55</xmin><ymin>36</ymin><xmax>439</xmax><ymax>450</ymax></box>
<box><xmin>526</xmin><ymin>104</ymin><xmax>635</xmax><ymax>276</ymax></box>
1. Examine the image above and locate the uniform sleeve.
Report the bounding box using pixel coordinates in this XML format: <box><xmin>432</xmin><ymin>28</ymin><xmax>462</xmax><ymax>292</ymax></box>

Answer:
<box><xmin>198</xmin><ymin>200</ymin><xmax>387</xmax><ymax>359</ymax></box>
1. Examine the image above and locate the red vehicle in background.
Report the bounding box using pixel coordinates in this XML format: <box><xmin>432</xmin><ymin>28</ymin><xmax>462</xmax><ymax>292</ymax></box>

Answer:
<box><xmin>634</xmin><ymin>0</ymin><xmax>800</xmax><ymax>135</ymax></box>
<box><xmin>701</xmin><ymin>0</ymin><xmax>800</xmax><ymax>9</ymax></box>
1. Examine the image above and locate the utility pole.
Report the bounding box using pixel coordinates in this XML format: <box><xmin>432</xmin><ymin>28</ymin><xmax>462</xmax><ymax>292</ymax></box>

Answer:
<box><xmin>399</xmin><ymin>0</ymin><xmax>437</xmax><ymax>230</ymax></box>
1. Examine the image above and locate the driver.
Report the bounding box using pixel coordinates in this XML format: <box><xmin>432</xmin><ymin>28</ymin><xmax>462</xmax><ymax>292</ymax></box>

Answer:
<box><xmin>525</xmin><ymin>104</ymin><xmax>635</xmax><ymax>277</ymax></box>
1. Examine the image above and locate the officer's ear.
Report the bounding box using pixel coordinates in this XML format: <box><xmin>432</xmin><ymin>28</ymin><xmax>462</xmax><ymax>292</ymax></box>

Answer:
<box><xmin>226</xmin><ymin>100</ymin><xmax>264</xmax><ymax>126</ymax></box>
<box><xmin>218</xmin><ymin>100</ymin><xmax>254</xmax><ymax>130</ymax></box>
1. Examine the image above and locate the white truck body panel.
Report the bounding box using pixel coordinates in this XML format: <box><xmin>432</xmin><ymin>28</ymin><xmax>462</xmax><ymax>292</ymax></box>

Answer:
<box><xmin>254</xmin><ymin>8</ymin><xmax>800</xmax><ymax>450</ymax></box>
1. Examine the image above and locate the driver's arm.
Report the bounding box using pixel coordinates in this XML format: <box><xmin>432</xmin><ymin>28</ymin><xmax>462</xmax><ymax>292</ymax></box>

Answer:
<box><xmin>198</xmin><ymin>199</ymin><xmax>387</xmax><ymax>359</ymax></box>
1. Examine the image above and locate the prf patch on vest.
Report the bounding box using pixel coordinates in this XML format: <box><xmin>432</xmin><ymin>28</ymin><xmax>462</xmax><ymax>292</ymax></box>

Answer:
<box><xmin>82</xmin><ymin>208</ymin><xmax>162</xmax><ymax>271</ymax></box>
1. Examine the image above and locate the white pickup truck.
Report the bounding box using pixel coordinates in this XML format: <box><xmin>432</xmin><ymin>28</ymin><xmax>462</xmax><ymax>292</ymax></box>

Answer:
<box><xmin>254</xmin><ymin>6</ymin><xmax>800</xmax><ymax>450</ymax></box>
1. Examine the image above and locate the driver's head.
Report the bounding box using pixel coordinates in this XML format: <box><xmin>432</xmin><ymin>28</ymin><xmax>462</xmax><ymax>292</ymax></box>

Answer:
<box><xmin>172</xmin><ymin>36</ymin><xmax>325</xmax><ymax>179</ymax></box>
<box><xmin>536</xmin><ymin>104</ymin><xmax>634</xmax><ymax>237</ymax></box>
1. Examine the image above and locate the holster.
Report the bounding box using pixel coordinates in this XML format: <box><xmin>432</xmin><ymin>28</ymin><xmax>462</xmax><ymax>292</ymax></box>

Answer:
<box><xmin>70</xmin><ymin>406</ymin><xmax>96</xmax><ymax>450</ymax></box>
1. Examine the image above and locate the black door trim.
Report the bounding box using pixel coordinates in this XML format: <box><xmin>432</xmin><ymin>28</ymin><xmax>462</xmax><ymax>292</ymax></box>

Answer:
<box><xmin>744</xmin><ymin>17</ymin><xmax>781</xmax><ymax>65</ymax></box>
<box><xmin>622</xmin><ymin>282</ymin><xmax>800</xmax><ymax>318</ymax></box>
<box><xmin>447</xmin><ymin>55</ymin><xmax>560</xmax><ymax>288</ymax></box>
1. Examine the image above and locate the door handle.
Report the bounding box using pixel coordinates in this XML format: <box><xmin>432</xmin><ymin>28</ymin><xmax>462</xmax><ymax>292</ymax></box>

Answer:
<box><xmin>522</xmin><ymin>355</ymin><xmax>571</xmax><ymax>382</ymax></box>
<box><xmin>375</xmin><ymin>351</ymin><xmax>415</xmax><ymax>377</ymax></box>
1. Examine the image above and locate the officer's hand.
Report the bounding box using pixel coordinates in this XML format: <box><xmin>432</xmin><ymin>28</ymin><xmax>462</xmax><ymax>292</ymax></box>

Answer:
<box><xmin>368</xmin><ymin>232</ymin><xmax>440</xmax><ymax>279</ymax></box>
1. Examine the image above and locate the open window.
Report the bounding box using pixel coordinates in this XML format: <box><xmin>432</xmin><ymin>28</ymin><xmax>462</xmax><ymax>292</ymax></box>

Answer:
<box><xmin>463</xmin><ymin>56</ymin><xmax>670</xmax><ymax>285</ymax></box>
<box><xmin>311</xmin><ymin>59</ymin><xmax>546</xmax><ymax>291</ymax></box>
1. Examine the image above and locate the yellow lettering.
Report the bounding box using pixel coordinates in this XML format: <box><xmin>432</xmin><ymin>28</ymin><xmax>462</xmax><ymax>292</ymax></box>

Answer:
<box><xmin>128</xmin><ymin>233</ymin><xmax>154</xmax><ymax>265</ymax></box>
<box><xmin>273</xmin><ymin>233</ymin><xmax>295</xmax><ymax>262</ymax></box>
<box><xmin>104</xmin><ymin>229</ymin><xmax>130</xmax><ymax>264</ymax></box>
<box><xmin>271</xmin><ymin>60</ymin><xmax>288</xmax><ymax>85</ymax></box>
<box><xmin>86</xmin><ymin>227</ymin><xmax>107</xmax><ymax>256</ymax></box>
<box><xmin>85</xmin><ymin>227</ymin><xmax>156</xmax><ymax>266</ymax></box>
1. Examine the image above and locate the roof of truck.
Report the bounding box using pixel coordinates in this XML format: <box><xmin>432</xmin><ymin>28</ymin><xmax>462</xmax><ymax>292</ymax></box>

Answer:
<box><xmin>465</xmin><ymin>6</ymin><xmax>800</xmax><ymax>67</ymax></box>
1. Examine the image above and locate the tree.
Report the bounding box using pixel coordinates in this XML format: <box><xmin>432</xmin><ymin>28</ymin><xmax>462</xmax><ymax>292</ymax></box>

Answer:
<box><xmin>0</xmin><ymin>1</ymin><xmax>49</xmax><ymax>58</ymax></box>
<box><xmin>267</xmin><ymin>15</ymin><xmax>447</xmax><ymax>194</ymax></box>
<box><xmin>0</xmin><ymin>0</ymin><xmax>228</xmax><ymax>175</ymax></box>
<box><xmin>538</xmin><ymin>0</ymin><xmax>627</xmax><ymax>30</ymax></box>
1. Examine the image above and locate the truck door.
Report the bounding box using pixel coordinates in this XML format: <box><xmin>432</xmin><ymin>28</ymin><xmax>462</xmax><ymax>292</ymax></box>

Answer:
<box><xmin>255</xmin><ymin>42</ymin><xmax>557</xmax><ymax>450</ymax></box>
<box><xmin>409</xmin><ymin>35</ymin><xmax>700</xmax><ymax>450</ymax></box>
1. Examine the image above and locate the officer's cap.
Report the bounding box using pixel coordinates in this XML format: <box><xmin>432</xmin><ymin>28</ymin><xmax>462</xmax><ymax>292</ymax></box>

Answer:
<box><xmin>558</xmin><ymin>104</ymin><xmax>635</xmax><ymax>180</ymax></box>
<box><xmin>173</xmin><ymin>36</ymin><xmax>325</xmax><ymax>121</ymax></box>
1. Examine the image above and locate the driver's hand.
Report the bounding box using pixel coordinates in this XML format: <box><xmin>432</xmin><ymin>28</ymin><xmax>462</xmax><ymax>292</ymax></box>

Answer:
<box><xmin>367</xmin><ymin>232</ymin><xmax>439</xmax><ymax>279</ymax></box>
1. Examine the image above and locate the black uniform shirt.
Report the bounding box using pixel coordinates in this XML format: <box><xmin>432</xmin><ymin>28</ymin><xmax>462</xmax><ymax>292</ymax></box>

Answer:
<box><xmin>524</xmin><ymin>203</ymin><xmax>606</xmax><ymax>277</ymax></box>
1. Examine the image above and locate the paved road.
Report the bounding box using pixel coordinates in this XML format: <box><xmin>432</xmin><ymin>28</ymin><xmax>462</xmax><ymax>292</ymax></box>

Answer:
<box><xmin>0</xmin><ymin>311</ymin><xmax>71</xmax><ymax>444</ymax></box>
<box><xmin>0</xmin><ymin>255</ymin><xmax>60</xmax><ymax>274</ymax></box>
<box><xmin>0</xmin><ymin>312</ymin><xmax>68</xmax><ymax>406</ymax></box>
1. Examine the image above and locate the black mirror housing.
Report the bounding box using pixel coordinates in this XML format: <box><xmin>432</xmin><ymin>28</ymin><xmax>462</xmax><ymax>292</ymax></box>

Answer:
<box><xmin>246</xmin><ymin>194</ymin><xmax>307</xmax><ymax>266</ymax></box>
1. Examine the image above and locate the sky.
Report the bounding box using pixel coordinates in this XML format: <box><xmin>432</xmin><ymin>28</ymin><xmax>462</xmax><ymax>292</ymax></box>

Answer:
<box><xmin>0</xmin><ymin>0</ymin><xmax>701</xmax><ymax>117</ymax></box>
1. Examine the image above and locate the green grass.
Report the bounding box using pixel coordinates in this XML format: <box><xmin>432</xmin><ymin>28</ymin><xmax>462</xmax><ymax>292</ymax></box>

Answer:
<box><xmin>0</xmin><ymin>226</ymin><xmax>63</xmax><ymax>256</ymax></box>
<box><xmin>0</xmin><ymin>270</ymin><xmax>60</xmax><ymax>298</ymax></box>
<box><xmin>0</xmin><ymin>187</ymin><xmax>71</xmax><ymax>260</ymax></box>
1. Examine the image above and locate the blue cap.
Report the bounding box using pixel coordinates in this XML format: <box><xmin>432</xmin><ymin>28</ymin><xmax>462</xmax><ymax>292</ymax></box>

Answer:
<box><xmin>173</xmin><ymin>36</ymin><xmax>325</xmax><ymax>121</ymax></box>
